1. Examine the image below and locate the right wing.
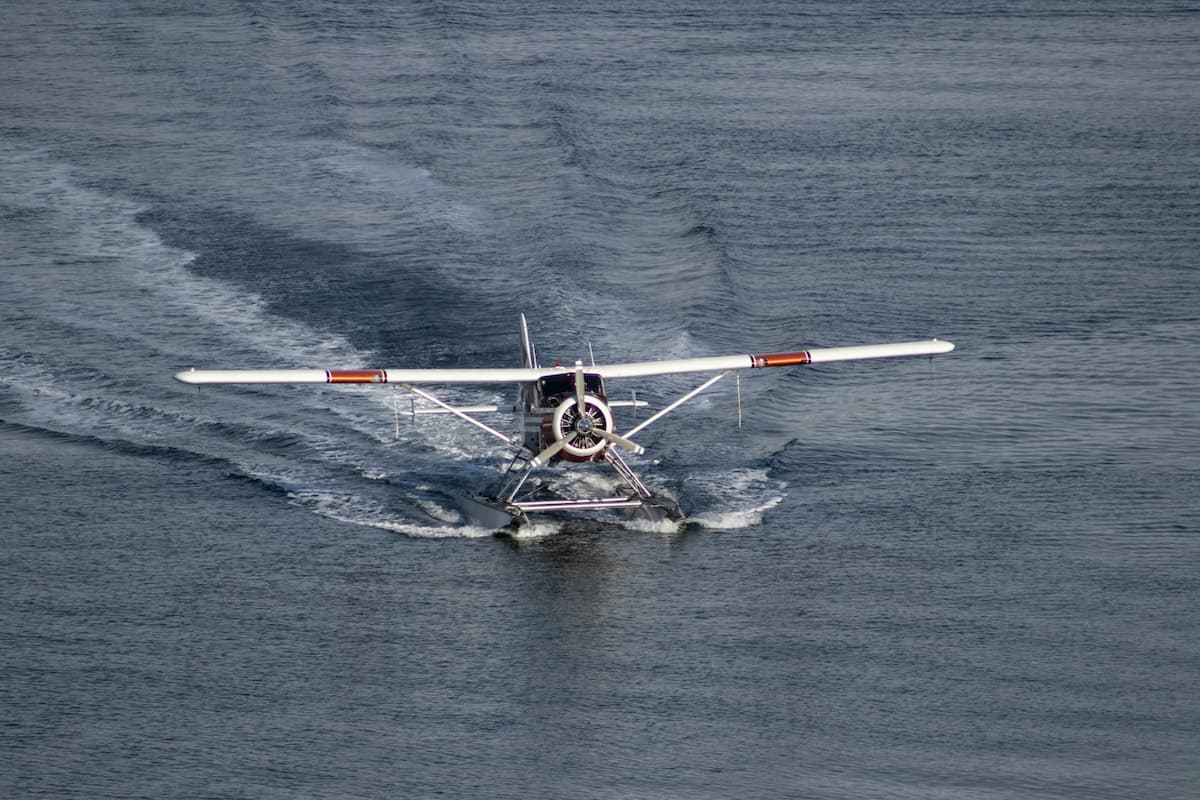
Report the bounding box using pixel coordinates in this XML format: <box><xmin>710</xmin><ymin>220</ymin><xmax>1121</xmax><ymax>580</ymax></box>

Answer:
<box><xmin>593</xmin><ymin>339</ymin><xmax>955</xmax><ymax>380</ymax></box>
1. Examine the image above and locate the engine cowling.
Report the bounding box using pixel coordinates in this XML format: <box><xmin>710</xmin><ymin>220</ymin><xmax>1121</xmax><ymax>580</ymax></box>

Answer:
<box><xmin>545</xmin><ymin>394</ymin><xmax>615</xmax><ymax>461</ymax></box>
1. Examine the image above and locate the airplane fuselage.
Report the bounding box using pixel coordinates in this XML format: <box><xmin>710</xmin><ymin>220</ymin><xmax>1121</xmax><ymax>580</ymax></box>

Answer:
<box><xmin>520</xmin><ymin>369</ymin><xmax>612</xmax><ymax>463</ymax></box>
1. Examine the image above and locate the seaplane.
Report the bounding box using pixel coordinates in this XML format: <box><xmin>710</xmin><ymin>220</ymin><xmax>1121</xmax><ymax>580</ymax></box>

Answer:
<box><xmin>175</xmin><ymin>315</ymin><xmax>954</xmax><ymax>530</ymax></box>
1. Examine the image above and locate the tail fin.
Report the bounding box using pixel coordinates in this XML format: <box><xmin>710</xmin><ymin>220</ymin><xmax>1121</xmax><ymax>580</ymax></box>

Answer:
<box><xmin>519</xmin><ymin>313</ymin><xmax>538</xmax><ymax>369</ymax></box>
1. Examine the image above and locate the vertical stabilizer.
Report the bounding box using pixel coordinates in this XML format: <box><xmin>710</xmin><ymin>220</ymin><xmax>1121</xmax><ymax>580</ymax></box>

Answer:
<box><xmin>519</xmin><ymin>313</ymin><xmax>538</xmax><ymax>369</ymax></box>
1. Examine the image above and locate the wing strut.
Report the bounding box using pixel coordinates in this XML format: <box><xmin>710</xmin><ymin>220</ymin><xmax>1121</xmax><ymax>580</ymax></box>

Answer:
<box><xmin>736</xmin><ymin>372</ymin><xmax>743</xmax><ymax>428</ymax></box>
<box><xmin>624</xmin><ymin>370</ymin><xmax>734</xmax><ymax>440</ymax></box>
<box><xmin>400</xmin><ymin>384</ymin><xmax>518</xmax><ymax>448</ymax></box>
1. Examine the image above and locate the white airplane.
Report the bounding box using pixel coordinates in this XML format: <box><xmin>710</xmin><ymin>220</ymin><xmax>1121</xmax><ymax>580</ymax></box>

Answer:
<box><xmin>175</xmin><ymin>315</ymin><xmax>954</xmax><ymax>530</ymax></box>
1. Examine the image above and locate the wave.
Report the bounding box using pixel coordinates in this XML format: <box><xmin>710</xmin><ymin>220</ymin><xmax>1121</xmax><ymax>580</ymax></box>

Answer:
<box><xmin>0</xmin><ymin>147</ymin><xmax>480</xmax><ymax>533</ymax></box>
<box><xmin>1</xmin><ymin>142</ymin><xmax>794</xmax><ymax>537</ymax></box>
<box><xmin>0</xmin><ymin>418</ymin><xmax>230</xmax><ymax>471</ymax></box>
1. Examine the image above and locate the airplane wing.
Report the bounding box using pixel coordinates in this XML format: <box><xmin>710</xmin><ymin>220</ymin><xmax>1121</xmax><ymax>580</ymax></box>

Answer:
<box><xmin>173</xmin><ymin>339</ymin><xmax>953</xmax><ymax>385</ymax></box>
<box><xmin>594</xmin><ymin>339</ymin><xmax>954</xmax><ymax>380</ymax></box>
<box><xmin>173</xmin><ymin>367</ymin><xmax>544</xmax><ymax>385</ymax></box>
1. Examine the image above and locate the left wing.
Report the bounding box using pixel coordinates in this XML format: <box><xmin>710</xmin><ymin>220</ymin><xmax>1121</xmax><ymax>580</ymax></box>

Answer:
<box><xmin>173</xmin><ymin>367</ymin><xmax>543</xmax><ymax>385</ymax></box>
<box><xmin>174</xmin><ymin>339</ymin><xmax>953</xmax><ymax>386</ymax></box>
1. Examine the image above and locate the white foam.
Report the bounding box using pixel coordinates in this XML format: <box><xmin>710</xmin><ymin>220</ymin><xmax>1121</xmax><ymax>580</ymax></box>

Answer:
<box><xmin>290</xmin><ymin>489</ymin><xmax>496</xmax><ymax>539</ymax></box>
<box><xmin>678</xmin><ymin>466</ymin><xmax>788</xmax><ymax>530</ymax></box>
<box><xmin>689</xmin><ymin>494</ymin><xmax>785</xmax><ymax>530</ymax></box>
<box><xmin>506</xmin><ymin>519</ymin><xmax>565</xmax><ymax>540</ymax></box>
<box><xmin>415</xmin><ymin>497</ymin><xmax>464</xmax><ymax>524</ymax></box>
<box><xmin>616</xmin><ymin>515</ymin><xmax>685</xmax><ymax>535</ymax></box>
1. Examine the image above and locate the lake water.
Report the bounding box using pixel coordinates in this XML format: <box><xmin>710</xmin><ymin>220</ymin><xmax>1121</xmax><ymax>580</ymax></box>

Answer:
<box><xmin>2</xmin><ymin>2</ymin><xmax>1198</xmax><ymax>797</ymax></box>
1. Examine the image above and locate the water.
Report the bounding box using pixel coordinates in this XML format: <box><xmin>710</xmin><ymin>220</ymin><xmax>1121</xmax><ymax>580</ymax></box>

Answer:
<box><xmin>2</xmin><ymin>2</ymin><xmax>1198</xmax><ymax>797</ymax></box>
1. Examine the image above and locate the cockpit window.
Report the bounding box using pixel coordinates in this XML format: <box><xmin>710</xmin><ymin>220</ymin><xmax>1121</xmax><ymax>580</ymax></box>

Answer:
<box><xmin>538</xmin><ymin>372</ymin><xmax>604</xmax><ymax>400</ymax></box>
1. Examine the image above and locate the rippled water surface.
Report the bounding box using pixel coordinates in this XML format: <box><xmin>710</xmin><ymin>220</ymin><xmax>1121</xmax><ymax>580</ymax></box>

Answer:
<box><xmin>2</xmin><ymin>2</ymin><xmax>1198</xmax><ymax>797</ymax></box>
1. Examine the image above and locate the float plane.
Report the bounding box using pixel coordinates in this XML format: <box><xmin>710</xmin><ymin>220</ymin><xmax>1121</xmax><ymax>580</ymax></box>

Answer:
<box><xmin>175</xmin><ymin>315</ymin><xmax>954</xmax><ymax>529</ymax></box>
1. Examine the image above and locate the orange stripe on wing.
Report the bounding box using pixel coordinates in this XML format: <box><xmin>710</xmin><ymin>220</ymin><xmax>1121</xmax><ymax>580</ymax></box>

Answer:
<box><xmin>327</xmin><ymin>369</ymin><xmax>388</xmax><ymax>384</ymax></box>
<box><xmin>751</xmin><ymin>351</ymin><xmax>811</xmax><ymax>368</ymax></box>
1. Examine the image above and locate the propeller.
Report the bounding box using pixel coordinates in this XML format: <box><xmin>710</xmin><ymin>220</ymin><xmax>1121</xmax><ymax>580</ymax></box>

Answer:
<box><xmin>531</xmin><ymin>431</ymin><xmax>576</xmax><ymax>468</ymax></box>
<box><xmin>530</xmin><ymin>362</ymin><xmax>644</xmax><ymax>463</ymax></box>
<box><xmin>574</xmin><ymin>361</ymin><xmax>587</xmax><ymax>413</ymax></box>
<box><xmin>593</xmin><ymin>427</ymin><xmax>644</xmax><ymax>455</ymax></box>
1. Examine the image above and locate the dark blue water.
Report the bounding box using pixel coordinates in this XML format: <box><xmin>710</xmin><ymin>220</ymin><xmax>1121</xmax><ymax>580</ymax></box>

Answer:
<box><xmin>3</xmin><ymin>2</ymin><xmax>1198</xmax><ymax>797</ymax></box>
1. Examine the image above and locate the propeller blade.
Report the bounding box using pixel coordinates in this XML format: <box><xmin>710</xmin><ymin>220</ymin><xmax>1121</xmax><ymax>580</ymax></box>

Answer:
<box><xmin>594</xmin><ymin>428</ymin><xmax>645</xmax><ymax>456</ymax></box>
<box><xmin>574</xmin><ymin>361</ymin><xmax>587</xmax><ymax>411</ymax></box>
<box><xmin>531</xmin><ymin>432</ymin><xmax>576</xmax><ymax>468</ymax></box>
